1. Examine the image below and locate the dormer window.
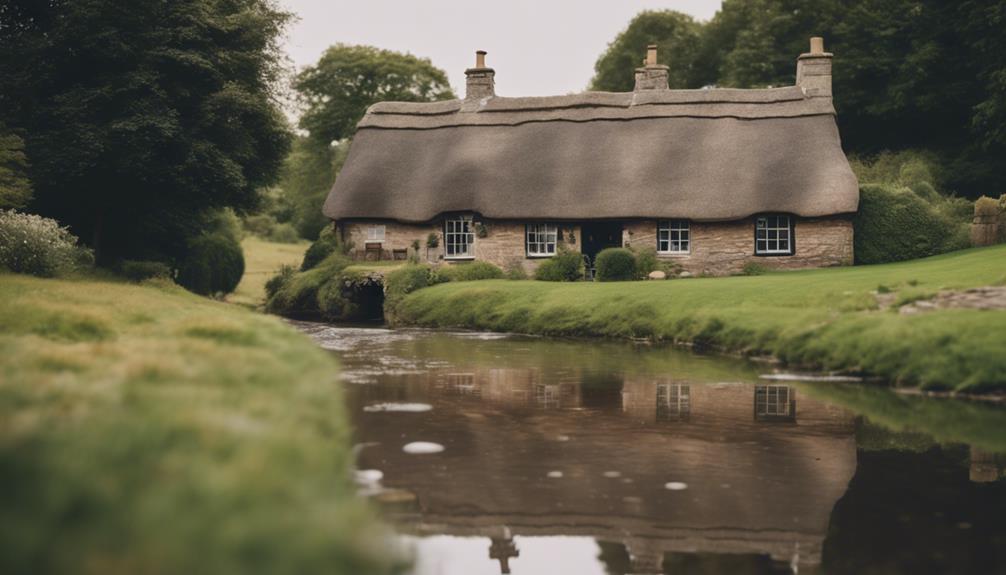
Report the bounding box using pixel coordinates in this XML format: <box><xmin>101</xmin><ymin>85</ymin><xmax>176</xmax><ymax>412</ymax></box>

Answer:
<box><xmin>444</xmin><ymin>215</ymin><xmax>474</xmax><ymax>259</ymax></box>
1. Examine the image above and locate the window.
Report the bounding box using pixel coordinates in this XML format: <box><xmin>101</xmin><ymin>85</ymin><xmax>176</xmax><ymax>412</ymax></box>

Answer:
<box><xmin>365</xmin><ymin>225</ymin><xmax>386</xmax><ymax>242</ymax></box>
<box><xmin>755</xmin><ymin>215</ymin><xmax>794</xmax><ymax>255</ymax></box>
<box><xmin>444</xmin><ymin>215</ymin><xmax>474</xmax><ymax>259</ymax></box>
<box><xmin>754</xmin><ymin>385</ymin><xmax>796</xmax><ymax>422</ymax></box>
<box><xmin>526</xmin><ymin>223</ymin><xmax>558</xmax><ymax>256</ymax></box>
<box><xmin>658</xmin><ymin>220</ymin><xmax>690</xmax><ymax>254</ymax></box>
<box><xmin>656</xmin><ymin>383</ymin><xmax>691</xmax><ymax>421</ymax></box>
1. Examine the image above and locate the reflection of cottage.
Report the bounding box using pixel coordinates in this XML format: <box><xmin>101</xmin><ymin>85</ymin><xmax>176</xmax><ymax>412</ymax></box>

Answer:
<box><xmin>355</xmin><ymin>371</ymin><xmax>856</xmax><ymax>572</ymax></box>
<box><xmin>324</xmin><ymin>38</ymin><xmax>859</xmax><ymax>276</ymax></box>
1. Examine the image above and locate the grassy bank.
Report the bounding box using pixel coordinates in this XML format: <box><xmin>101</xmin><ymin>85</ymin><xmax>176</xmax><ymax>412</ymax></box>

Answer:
<box><xmin>392</xmin><ymin>245</ymin><xmax>1006</xmax><ymax>393</ymax></box>
<box><xmin>0</xmin><ymin>273</ymin><xmax>399</xmax><ymax>575</ymax></box>
<box><xmin>229</xmin><ymin>236</ymin><xmax>309</xmax><ymax>308</ymax></box>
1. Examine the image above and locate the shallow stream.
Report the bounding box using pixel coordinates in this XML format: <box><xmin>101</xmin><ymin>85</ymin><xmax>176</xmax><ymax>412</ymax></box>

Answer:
<box><xmin>294</xmin><ymin>321</ymin><xmax>1006</xmax><ymax>575</ymax></box>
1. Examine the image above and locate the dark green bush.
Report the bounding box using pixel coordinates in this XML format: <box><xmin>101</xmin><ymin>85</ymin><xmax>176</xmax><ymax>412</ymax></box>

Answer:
<box><xmin>268</xmin><ymin>222</ymin><xmax>300</xmax><ymax>244</ymax></box>
<box><xmin>534</xmin><ymin>249</ymin><xmax>584</xmax><ymax>282</ymax></box>
<box><xmin>594</xmin><ymin>247</ymin><xmax>637</xmax><ymax>281</ymax></box>
<box><xmin>264</xmin><ymin>264</ymin><xmax>295</xmax><ymax>299</ymax></box>
<box><xmin>437</xmin><ymin>261</ymin><xmax>503</xmax><ymax>282</ymax></box>
<box><xmin>301</xmin><ymin>229</ymin><xmax>342</xmax><ymax>271</ymax></box>
<box><xmin>176</xmin><ymin>233</ymin><xmax>245</xmax><ymax>296</ymax></box>
<box><xmin>854</xmin><ymin>184</ymin><xmax>969</xmax><ymax>264</ymax></box>
<box><xmin>119</xmin><ymin>260</ymin><xmax>173</xmax><ymax>282</ymax></box>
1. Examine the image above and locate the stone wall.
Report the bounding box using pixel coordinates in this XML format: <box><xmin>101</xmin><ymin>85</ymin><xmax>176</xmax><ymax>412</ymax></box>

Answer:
<box><xmin>623</xmin><ymin>216</ymin><xmax>853</xmax><ymax>276</ymax></box>
<box><xmin>339</xmin><ymin>216</ymin><xmax>851</xmax><ymax>276</ymax></box>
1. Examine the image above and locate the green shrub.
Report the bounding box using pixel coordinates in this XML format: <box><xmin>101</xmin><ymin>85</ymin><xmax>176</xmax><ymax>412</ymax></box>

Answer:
<box><xmin>594</xmin><ymin>247</ymin><xmax>637</xmax><ymax>281</ymax></box>
<box><xmin>633</xmin><ymin>247</ymin><xmax>659</xmax><ymax>279</ymax></box>
<box><xmin>534</xmin><ymin>249</ymin><xmax>584</xmax><ymax>282</ymax></box>
<box><xmin>176</xmin><ymin>233</ymin><xmax>245</xmax><ymax>296</ymax></box>
<box><xmin>853</xmin><ymin>184</ymin><xmax>969</xmax><ymax>264</ymax></box>
<box><xmin>243</xmin><ymin>213</ymin><xmax>277</xmax><ymax>237</ymax></box>
<box><xmin>741</xmin><ymin>261</ymin><xmax>769</xmax><ymax>276</ymax></box>
<box><xmin>437</xmin><ymin>261</ymin><xmax>503</xmax><ymax>282</ymax></box>
<box><xmin>384</xmin><ymin>264</ymin><xmax>440</xmax><ymax>321</ymax></box>
<box><xmin>264</xmin><ymin>264</ymin><xmax>295</xmax><ymax>299</ymax></box>
<box><xmin>268</xmin><ymin>222</ymin><xmax>301</xmax><ymax>244</ymax></box>
<box><xmin>0</xmin><ymin>210</ymin><xmax>93</xmax><ymax>277</ymax></box>
<box><xmin>119</xmin><ymin>260</ymin><xmax>173</xmax><ymax>282</ymax></box>
<box><xmin>301</xmin><ymin>228</ymin><xmax>344</xmax><ymax>271</ymax></box>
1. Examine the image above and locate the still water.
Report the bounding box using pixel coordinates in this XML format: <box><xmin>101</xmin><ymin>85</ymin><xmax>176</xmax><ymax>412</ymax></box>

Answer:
<box><xmin>294</xmin><ymin>322</ymin><xmax>1006</xmax><ymax>575</ymax></box>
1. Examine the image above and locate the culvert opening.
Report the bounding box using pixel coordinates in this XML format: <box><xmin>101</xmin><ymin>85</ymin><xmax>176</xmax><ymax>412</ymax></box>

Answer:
<box><xmin>354</xmin><ymin>280</ymin><xmax>385</xmax><ymax>322</ymax></box>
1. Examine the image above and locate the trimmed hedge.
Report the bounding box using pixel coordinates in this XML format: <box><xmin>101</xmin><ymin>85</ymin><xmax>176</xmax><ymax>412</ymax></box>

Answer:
<box><xmin>594</xmin><ymin>247</ymin><xmax>637</xmax><ymax>281</ymax></box>
<box><xmin>437</xmin><ymin>261</ymin><xmax>503</xmax><ymax>282</ymax></box>
<box><xmin>853</xmin><ymin>184</ymin><xmax>969</xmax><ymax>264</ymax></box>
<box><xmin>177</xmin><ymin>233</ymin><xmax>245</xmax><ymax>296</ymax></box>
<box><xmin>534</xmin><ymin>249</ymin><xmax>584</xmax><ymax>282</ymax></box>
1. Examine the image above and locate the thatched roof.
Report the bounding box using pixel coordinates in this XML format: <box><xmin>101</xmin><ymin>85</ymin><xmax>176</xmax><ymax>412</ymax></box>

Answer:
<box><xmin>323</xmin><ymin>86</ymin><xmax>859</xmax><ymax>223</ymax></box>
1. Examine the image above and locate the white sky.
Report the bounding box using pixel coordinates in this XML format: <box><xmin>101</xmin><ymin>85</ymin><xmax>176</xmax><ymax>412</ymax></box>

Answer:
<box><xmin>278</xmin><ymin>0</ymin><xmax>723</xmax><ymax>98</ymax></box>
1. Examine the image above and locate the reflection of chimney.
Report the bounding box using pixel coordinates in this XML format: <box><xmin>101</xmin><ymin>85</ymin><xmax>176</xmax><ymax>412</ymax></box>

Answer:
<box><xmin>634</xmin><ymin>43</ymin><xmax>669</xmax><ymax>91</ymax></box>
<box><xmin>796</xmin><ymin>36</ymin><xmax>833</xmax><ymax>98</ymax></box>
<box><xmin>465</xmin><ymin>50</ymin><xmax>495</xmax><ymax>100</ymax></box>
<box><xmin>970</xmin><ymin>446</ymin><xmax>1003</xmax><ymax>482</ymax></box>
<box><xmin>489</xmin><ymin>529</ymin><xmax>519</xmax><ymax>574</ymax></box>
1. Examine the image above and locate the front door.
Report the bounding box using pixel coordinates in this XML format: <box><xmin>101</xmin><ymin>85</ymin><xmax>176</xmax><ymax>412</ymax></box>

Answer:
<box><xmin>581</xmin><ymin>221</ymin><xmax>624</xmax><ymax>278</ymax></box>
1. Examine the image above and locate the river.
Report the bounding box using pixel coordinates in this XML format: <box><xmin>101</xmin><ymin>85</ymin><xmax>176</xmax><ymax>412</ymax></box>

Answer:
<box><xmin>293</xmin><ymin>321</ymin><xmax>1006</xmax><ymax>575</ymax></box>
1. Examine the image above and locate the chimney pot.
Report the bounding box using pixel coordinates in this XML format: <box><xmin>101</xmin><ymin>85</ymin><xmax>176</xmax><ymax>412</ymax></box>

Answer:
<box><xmin>646</xmin><ymin>44</ymin><xmax>658</xmax><ymax>67</ymax></box>
<box><xmin>464</xmin><ymin>49</ymin><xmax>495</xmax><ymax>102</ymax></box>
<box><xmin>810</xmin><ymin>37</ymin><xmax>824</xmax><ymax>54</ymax></box>
<box><xmin>475</xmin><ymin>50</ymin><xmax>487</xmax><ymax>68</ymax></box>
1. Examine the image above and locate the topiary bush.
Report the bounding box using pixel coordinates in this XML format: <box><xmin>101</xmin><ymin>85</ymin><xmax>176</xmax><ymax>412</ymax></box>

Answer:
<box><xmin>0</xmin><ymin>210</ymin><xmax>93</xmax><ymax>277</ymax></box>
<box><xmin>594</xmin><ymin>247</ymin><xmax>637</xmax><ymax>281</ymax></box>
<box><xmin>534</xmin><ymin>248</ymin><xmax>584</xmax><ymax>281</ymax></box>
<box><xmin>437</xmin><ymin>261</ymin><xmax>503</xmax><ymax>282</ymax></box>
<box><xmin>853</xmin><ymin>184</ymin><xmax>969</xmax><ymax>264</ymax></box>
<box><xmin>119</xmin><ymin>260</ymin><xmax>173</xmax><ymax>282</ymax></box>
<box><xmin>176</xmin><ymin>233</ymin><xmax>245</xmax><ymax>296</ymax></box>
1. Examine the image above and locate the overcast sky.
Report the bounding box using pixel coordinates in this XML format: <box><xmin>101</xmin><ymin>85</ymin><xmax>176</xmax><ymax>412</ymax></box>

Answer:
<box><xmin>278</xmin><ymin>0</ymin><xmax>723</xmax><ymax>98</ymax></box>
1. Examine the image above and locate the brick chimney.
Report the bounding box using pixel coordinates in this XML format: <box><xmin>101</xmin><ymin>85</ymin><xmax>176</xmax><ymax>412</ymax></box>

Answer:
<box><xmin>465</xmin><ymin>50</ymin><xmax>495</xmax><ymax>100</ymax></box>
<box><xmin>796</xmin><ymin>37</ymin><xmax>832</xmax><ymax>98</ymax></box>
<box><xmin>634</xmin><ymin>44</ymin><xmax>669</xmax><ymax>91</ymax></box>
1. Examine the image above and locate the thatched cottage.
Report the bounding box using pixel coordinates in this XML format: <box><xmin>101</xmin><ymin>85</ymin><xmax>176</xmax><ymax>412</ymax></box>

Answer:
<box><xmin>323</xmin><ymin>38</ymin><xmax>859</xmax><ymax>276</ymax></box>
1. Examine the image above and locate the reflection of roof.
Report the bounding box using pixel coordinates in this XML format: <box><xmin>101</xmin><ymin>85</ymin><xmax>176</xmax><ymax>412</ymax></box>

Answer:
<box><xmin>354</xmin><ymin>377</ymin><xmax>856</xmax><ymax>568</ymax></box>
<box><xmin>323</xmin><ymin>86</ymin><xmax>859</xmax><ymax>223</ymax></box>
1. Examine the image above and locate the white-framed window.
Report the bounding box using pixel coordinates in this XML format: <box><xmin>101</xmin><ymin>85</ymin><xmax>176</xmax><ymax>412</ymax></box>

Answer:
<box><xmin>365</xmin><ymin>225</ymin><xmax>386</xmax><ymax>242</ymax></box>
<box><xmin>657</xmin><ymin>220</ymin><xmax>690</xmax><ymax>254</ymax></box>
<box><xmin>656</xmin><ymin>383</ymin><xmax>691</xmax><ymax>421</ymax></box>
<box><xmin>444</xmin><ymin>215</ymin><xmax>474</xmax><ymax>259</ymax></box>
<box><xmin>755</xmin><ymin>215</ymin><xmax>794</xmax><ymax>255</ymax></box>
<box><xmin>526</xmin><ymin>223</ymin><xmax>558</xmax><ymax>256</ymax></box>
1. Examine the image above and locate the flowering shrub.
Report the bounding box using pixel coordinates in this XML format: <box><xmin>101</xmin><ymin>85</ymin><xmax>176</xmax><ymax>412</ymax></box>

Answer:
<box><xmin>0</xmin><ymin>210</ymin><xmax>93</xmax><ymax>277</ymax></box>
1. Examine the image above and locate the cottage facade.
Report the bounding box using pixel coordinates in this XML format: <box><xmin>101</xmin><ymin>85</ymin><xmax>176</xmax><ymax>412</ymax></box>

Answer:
<box><xmin>323</xmin><ymin>39</ymin><xmax>859</xmax><ymax>276</ymax></box>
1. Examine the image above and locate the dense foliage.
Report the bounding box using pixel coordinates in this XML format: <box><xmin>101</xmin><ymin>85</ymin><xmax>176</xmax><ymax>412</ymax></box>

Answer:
<box><xmin>594</xmin><ymin>248</ymin><xmax>638</xmax><ymax>282</ymax></box>
<box><xmin>436</xmin><ymin>261</ymin><xmax>504</xmax><ymax>282</ymax></box>
<box><xmin>591</xmin><ymin>2</ymin><xmax>1006</xmax><ymax>198</ymax></box>
<box><xmin>0</xmin><ymin>0</ymin><xmax>292</xmax><ymax>263</ymax></box>
<box><xmin>533</xmin><ymin>249</ymin><xmax>585</xmax><ymax>282</ymax></box>
<box><xmin>853</xmin><ymin>184</ymin><xmax>969</xmax><ymax>264</ymax></box>
<box><xmin>176</xmin><ymin>233</ymin><xmax>245</xmax><ymax>296</ymax></box>
<box><xmin>0</xmin><ymin>123</ymin><xmax>31</xmax><ymax>209</ymax></box>
<box><xmin>118</xmin><ymin>260</ymin><xmax>173</xmax><ymax>282</ymax></box>
<box><xmin>0</xmin><ymin>210</ymin><xmax>93</xmax><ymax>277</ymax></box>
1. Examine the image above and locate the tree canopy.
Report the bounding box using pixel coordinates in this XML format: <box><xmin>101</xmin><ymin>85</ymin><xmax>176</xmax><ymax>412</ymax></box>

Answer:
<box><xmin>295</xmin><ymin>44</ymin><xmax>455</xmax><ymax>147</ymax></box>
<box><xmin>0</xmin><ymin>0</ymin><xmax>292</xmax><ymax>262</ymax></box>
<box><xmin>589</xmin><ymin>1</ymin><xmax>1006</xmax><ymax>198</ymax></box>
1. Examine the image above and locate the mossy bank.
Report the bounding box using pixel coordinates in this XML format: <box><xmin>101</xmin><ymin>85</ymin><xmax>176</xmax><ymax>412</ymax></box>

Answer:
<box><xmin>390</xmin><ymin>246</ymin><xmax>1006</xmax><ymax>394</ymax></box>
<box><xmin>0</xmin><ymin>273</ymin><xmax>400</xmax><ymax>575</ymax></box>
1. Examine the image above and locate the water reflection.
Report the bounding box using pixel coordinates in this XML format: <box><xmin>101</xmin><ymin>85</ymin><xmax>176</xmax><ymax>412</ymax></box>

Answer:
<box><xmin>292</xmin><ymin>322</ymin><xmax>1006</xmax><ymax>575</ymax></box>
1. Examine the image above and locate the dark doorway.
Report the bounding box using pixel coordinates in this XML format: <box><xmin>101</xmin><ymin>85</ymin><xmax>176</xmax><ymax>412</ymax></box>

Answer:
<box><xmin>580</xmin><ymin>221</ymin><xmax>623</xmax><ymax>278</ymax></box>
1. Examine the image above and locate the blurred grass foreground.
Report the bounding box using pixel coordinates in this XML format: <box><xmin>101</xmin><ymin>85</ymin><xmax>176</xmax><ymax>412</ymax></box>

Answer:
<box><xmin>0</xmin><ymin>273</ymin><xmax>401</xmax><ymax>575</ymax></box>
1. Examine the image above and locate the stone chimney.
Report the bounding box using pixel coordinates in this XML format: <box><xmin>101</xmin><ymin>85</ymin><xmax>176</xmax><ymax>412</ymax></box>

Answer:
<box><xmin>465</xmin><ymin>50</ymin><xmax>495</xmax><ymax>100</ymax></box>
<box><xmin>796</xmin><ymin>37</ymin><xmax>832</xmax><ymax>98</ymax></box>
<box><xmin>634</xmin><ymin>44</ymin><xmax>669</xmax><ymax>91</ymax></box>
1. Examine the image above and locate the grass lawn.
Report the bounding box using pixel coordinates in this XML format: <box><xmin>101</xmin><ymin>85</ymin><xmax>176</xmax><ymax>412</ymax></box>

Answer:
<box><xmin>393</xmin><ymin>245</ymin><xmax>1006</xmax><ymax>393</ymax></box>
<box><xmin>0</xmin><ymin>273</ymin><xmax>399</xmax><ymax>575</ymax></box>
<box><xmin>230</xmin><ymin>236</ymin><xmax>310</xmax><ymax>308</ymax></box>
